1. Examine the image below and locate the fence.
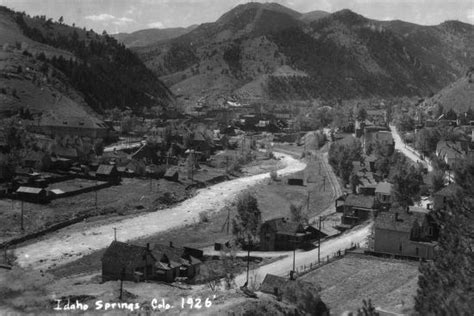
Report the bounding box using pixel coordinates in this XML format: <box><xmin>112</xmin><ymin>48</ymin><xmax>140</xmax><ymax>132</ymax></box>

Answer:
<box><xmin>297</xmin><ymin>243</ymin><xmax>360</xmax><ymax>277</ymax></box>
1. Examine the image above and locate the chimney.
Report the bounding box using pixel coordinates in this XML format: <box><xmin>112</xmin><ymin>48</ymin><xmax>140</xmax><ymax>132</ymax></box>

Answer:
<box><xmin>169</xmin><ymin>241</ymin><xmax>173</xmax><ymax>248</ymax></box>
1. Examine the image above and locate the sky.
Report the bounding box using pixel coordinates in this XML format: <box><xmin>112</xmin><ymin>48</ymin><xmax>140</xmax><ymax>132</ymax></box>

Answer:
<box><xmin>1</xmin><ymin>0</ymin><xmax>473</xmax><ymax>34</ymax></box>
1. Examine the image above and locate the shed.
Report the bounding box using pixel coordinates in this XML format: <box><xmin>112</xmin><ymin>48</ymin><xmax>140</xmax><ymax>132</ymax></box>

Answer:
<box><xmin>96</xmin><ymin>164</ymin><xmax>120</xmax><ymax>184</ymax></box>
<box><xmin>287</xmin><ymin>178</ymin><xmax>304</xmax><ymax>186</ymax></box>
<box><xmin>164</xmin><ymin>167</ymin><xmax>179</xmax><ymax>182</ymax></box>
<box><xmin>16</xmin><ymin>186</ymin><xmax>49</xmax><ymax>203</ymax></box>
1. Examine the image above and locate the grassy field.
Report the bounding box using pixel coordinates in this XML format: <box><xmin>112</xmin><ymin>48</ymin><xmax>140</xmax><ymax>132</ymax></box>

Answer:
<box><xmin>0</xmin><ymin>177</ymin><xmax>191</xmax><ymax>243</ymax></box>
<box><xmin>301</xmin><ymin>254</ymin><xmax>419</xmax><ymax>315</ymax></box>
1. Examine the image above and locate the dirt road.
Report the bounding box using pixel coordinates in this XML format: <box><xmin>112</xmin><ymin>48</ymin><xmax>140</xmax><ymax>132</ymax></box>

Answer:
<box><xmin>234</xmin><ymin>223</ymin><xmax>372</xmax><ymax>287</ymax></box>
<box><xmin>389</xmin><ymin>125</ymin><xmax>433</xmax><ymax>172</ymax></box>
<box><xmin>14</xmin><ymin>152</ymin><xmax>306</xmax><ymax>270</ymax></box>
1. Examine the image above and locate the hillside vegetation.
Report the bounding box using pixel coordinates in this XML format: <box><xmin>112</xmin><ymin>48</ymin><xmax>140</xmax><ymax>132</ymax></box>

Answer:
<box><xmin>134</xmin><ymin>3</ymin><xmax>474</xmax><ymax>105</ymax></box>
<box><xmin>0</xmin><ymin>6</ymin><xmax>173</xmax><ymax>118</ymax></box>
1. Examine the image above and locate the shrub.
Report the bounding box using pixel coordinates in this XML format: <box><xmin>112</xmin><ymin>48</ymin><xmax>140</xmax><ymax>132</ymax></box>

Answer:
<box><xmin>270</xmin><ymin>170</ymin><xmax>278</xmax><ymax>181</ymax></box>
<box><xmin>199</xmin><ymin>211</ymin><xmax>209</xmax><ymax>223</ymax></box>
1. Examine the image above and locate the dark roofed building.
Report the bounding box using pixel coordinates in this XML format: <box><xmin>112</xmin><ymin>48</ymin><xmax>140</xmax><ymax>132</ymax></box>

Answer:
<box><xmin>102</xmin><ymin>241</ymin><xmax>156</xmax><ymax>282</ymax></box>
<box><xmin>375</xmin><ymin>181</ymin><xmax>392</xmax><ymax>208</ymax></box>
<box><xmin>96</xmin><ymin>164</ymin><xmax>120</xmax><ymax>184</ymax></box>
<box><xmin>339</xmin><ymin>194</ymin><xmax>376</xmax><ymax>229</ymax></box>
<box><xmin>259</xmin><ymin>218</ymin><xmax>321</xmax><ymax>251</ymax></box>
<box><xmin>16</xmin><ymin>186</ymin><xmax>49</xmax><ymax>203</ymax></box>
<box><xmin>373</xmin><ymin>209</ymin><xmax>438</xmax><ymax>259</ymax></box>
<box><xmin>152</xmin><ymin>243</ymin><xmax>202</xmax><ymax>282</ymax></box>
<box><xmin>433</xmin><ymin>183</ymin><xmax>461</xmax><ymax>211</ymax></box>
<box><xmin>164</xmin><ymin>167</ymin><xmax>179</xmax><ymax>182</ymax></box>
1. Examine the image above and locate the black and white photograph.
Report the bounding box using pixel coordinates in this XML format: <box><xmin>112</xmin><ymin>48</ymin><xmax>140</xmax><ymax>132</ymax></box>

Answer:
<box><xmin>0</xmin><ymin>0</ymin><xmax>473</xmax><ymax>314</ymax></box>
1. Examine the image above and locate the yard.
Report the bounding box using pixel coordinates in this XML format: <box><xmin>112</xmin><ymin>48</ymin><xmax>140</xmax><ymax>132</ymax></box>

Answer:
<box><xmin>301</xmin><ymin>254</ymin><xmax>420</xmax><ymax>315</ymax></box>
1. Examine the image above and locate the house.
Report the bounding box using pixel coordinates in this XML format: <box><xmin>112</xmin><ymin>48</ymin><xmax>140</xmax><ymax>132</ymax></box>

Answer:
<box><xmin>432</xmin><ymin>183</ymin><xmax>461</xmax><ymax>211</ymax></box>
<box><xmin>96</xmin><ymin>164</ymin><xmax>120</xmax><ymax>184</ymax></box>
<box><xmin>16</xmin><ymin>186</ymin><xmax>49</xmax><ymax>203</ymax></box>
<box><xmin>27</xmin><ymin>115</ymin><xmax>109</xmax><ymax>139</ymax></box>
<box><xmin>339</xmin><ymin>194</ymin><xmax>376</xmax><ymax>228</ymax></box>
<box><xmin>152</xmin><ymin>243</ymin><xmax>202</xmax><ymax>282</ymax></box>
<box><xmin>102</xmin><ymin>241</ymin><xmax>156</xmax><ymax>282</ymax></box>
<box><xmin>366</xmin><ymin>109</ymin><xmax>387</xmax><ymax>126</ymax></box>
<box><xmin>259</xmin><ymin>218</ymin><xmax>322</xmax><ymax>251</ymax></box>
<box><xmin>375</xmin><ymin>181</ymin><xmax>392</xmax><ymax>209</ymax></box>
<box><xmin>23</xmin><ymin>151</ymin><xmax>51</xmax><ymax>171</ymax></box>
<box><xmin>372</xmin><ymin>208</ymin><xmax>438</xmax><ymax>259</ymax></box>
<box><xmin>131</xmin><ymin>144</ymin><xmax>159</xmax><ymax>165</ymax></box>
<box><xmin>435</xmin><ymin>141</ymin><xmax>466</xmax><ymax>167</ymax></box>
<box><xmin>363</xmin><ymin>128</ymin><xmax>394</xmax><ymax>154</ymax></box>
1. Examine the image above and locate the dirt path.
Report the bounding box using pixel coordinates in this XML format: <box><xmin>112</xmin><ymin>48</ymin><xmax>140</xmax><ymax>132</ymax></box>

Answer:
<box><xmin>234</xmin><ymin>223</ymin><xmax>372</xmax><ymax>287</ymax></box>
<box><xmin>14</xmin><ymin>152</ymin><xmax>306</xmax><ymax>271</ymax></box>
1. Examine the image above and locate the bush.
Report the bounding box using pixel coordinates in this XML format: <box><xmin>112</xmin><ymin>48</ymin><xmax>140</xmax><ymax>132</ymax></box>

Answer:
<box><xmin>199</xmin><ymin>211</ymin><xmax>209</xmax><ymax>223</ymax></box>
<box><xmin>270</xmin><ymin>170</ymin><xmax>278</xmax><ymax>181</ymax></box>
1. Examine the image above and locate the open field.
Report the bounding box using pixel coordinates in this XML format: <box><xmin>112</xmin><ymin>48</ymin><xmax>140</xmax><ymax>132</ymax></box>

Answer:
<box><xmin>301</xmin><ymin>254</ymin><xmax>419</xmax><ymax>315</ymax></box>
<box><xmin>0</xmin><ymin>177</ymin><xmax>190</xmax><ymax>243</ymax></box>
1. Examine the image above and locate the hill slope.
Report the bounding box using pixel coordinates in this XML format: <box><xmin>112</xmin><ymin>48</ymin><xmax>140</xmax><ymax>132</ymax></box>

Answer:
<box><xmin>0</xmin><ymin>6</ymin><xmax>174</xmax><ymax>119</ymax></box>
<box><xmin>423</xmin><ymin>67</ymin><xmax>474</xmax><ymax>112</ymax></box>
<box><xmin>133</xmin><ymin>3</ymin><xmax>474</xmax><ymax>105</ymax></box>
<box><xmin>113</xmin><ymin>25</ymin><xmax>197</xmax><ymax>48</ymax></box>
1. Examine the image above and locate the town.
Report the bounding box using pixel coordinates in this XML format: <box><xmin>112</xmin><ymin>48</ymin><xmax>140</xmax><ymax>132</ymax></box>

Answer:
<box><xmin>0</xmin><ymin>1</ymin><xmax>473</xmax><ymax>315</ymax></box>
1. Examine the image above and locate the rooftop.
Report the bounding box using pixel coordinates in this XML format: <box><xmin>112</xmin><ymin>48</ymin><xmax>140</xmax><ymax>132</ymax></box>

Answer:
<box><xmin>344</xmin><ymin>194</ymin><xmax>375</xmax><ymax>210</ymax></box>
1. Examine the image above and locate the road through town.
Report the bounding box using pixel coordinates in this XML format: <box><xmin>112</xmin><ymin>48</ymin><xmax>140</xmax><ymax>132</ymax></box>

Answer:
<box><xmin>14</xmin><ymin>152</ymin><xmax>306</xmax><ymax>271</ymax></box>
<box><xmin>389</xmin><ymin>125</ymin><xmax>433</xmax><ymax>172</ymax></box>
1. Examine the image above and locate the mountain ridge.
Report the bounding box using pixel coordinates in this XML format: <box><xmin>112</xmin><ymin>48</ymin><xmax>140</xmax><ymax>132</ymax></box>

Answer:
<box><xmin>133</xmin><ymin>3</ymin><xmax>474</xmax><ymax>106</ymax></box>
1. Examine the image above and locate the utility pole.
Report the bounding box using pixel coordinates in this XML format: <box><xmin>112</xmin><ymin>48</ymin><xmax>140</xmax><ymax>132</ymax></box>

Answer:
<box><xmin>119</xmin><ymin>268</ymin><xmax>125</xmax><ymax>300</ymax></box>
<box><xmin>20</xmin><ymin>200</ymin><xmax>24</xmax><ymax>231</ymax></box>
<box><xmin>306</xmin><ymin>191</ymin><xmax>310</xmax><ymax>213</ymax></box>
<box><xmin>113</xmin><ymin>227</ymin><xmax>117</xmax><ymax>241</ymax></box>
<box><xmin>245</xmin><ymin>236</ymin><xmax>251</xmax><ymax>287</ymax></box>
<box><xmin>292</xmin><ymin>232</ymin><xmax>296</xmax><ymax>280</ymax></box>
<box><xmin>318</xmin><ymin>216</ymin><xmax>321</xmax><ymax>264</ymax></box>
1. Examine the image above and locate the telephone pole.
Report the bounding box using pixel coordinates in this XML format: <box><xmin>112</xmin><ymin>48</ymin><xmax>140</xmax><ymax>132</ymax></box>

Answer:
<box><xmin>318</xmin><ymin>216</ymin><xmax>322</xmax><ymax>264</ymax></box>
<box><xmin>20</xmin><ymin>200</ymin><xmax>24</xmax><ymax>231</ymax></box>
<box><xmin>113</xmin><ymin>227</ymin><xmax>117</xmax><ymax>241</ymax></box>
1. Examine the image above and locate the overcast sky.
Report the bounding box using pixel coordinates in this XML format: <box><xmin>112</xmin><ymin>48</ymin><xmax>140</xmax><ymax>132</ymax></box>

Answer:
<box><xmin>1</xmin><ymin>0</ymin><xmax>473</xmax><ymax>34</ymax></box>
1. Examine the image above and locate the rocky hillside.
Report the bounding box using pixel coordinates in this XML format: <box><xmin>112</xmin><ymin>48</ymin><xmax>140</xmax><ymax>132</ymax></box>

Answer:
<box><xmin>113</xmin><ymin>25</ymin><xmax>197</xmax><ymax>48</ymax></box>
<box><xmin>0</xmin><ymin>6</ymin><xmax>174</xmax><ymax>119</ymax></box>
<box><xmin>134</xmin><ymin>2</ymin><xmax>474</xmax><ymax>106</ymax></box>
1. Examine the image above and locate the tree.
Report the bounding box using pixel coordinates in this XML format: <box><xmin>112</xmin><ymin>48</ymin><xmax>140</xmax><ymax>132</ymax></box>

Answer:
<box><xmin>357</xmin><ymin>299</ymin><xmax>379</xmax><ymax>316</ymax></box>
<box><xmin>58</xmin><ymin>16</ymin><xmax>64</xmax><ymax>24</ymax></box>
<box><xmin>232</xmin><ymin>192</ymin><xmax>261</xmax><ymax>246</ymax></box>
<box><xmin>390</xmin><ymin>161</ymin><xmax>424</xmax><ymax>208</ymax></box>
<box><xmin>430</xmin><ymin>171</ymin><xmax>445</xmax><ymax>193</ymax></box>
<box><xmin>290</xmin><ymin>203</ymin><xmax>308</xmax><ymax>224</ymax></box>
<box><xmin>357</xmin><ymin>106</ymin><xmax>367</xmax><ymax>121</ymax></box>
<box><xmin>444</xmin><ymin>108</ymin><xmax>457</xmax><ymax>120</ymax></box>
<box><xmin>232</xmin><ymin>192</ymin><xmax>261</xmax><ymax>287</ymax></box>
<box><xmin>416</xmin><ymin>155</ymin><xmax>474</xmax><ymax>315</ymax></box>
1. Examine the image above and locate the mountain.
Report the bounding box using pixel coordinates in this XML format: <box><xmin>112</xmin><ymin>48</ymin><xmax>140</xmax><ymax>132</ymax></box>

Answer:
<box><xmin>423</xmin><ymin>67</ymin><xmax>474</xmax><ymax>113</ymax></box>
<box><xmin>299</xmin><ymin>10</ymin><xmax>330</xmax><ymax>24</ymax></box>
<box><xmin>133</xmin><ymin>2</ymin><xmax>474</xmax><ymax>106</ymax></box>
<box><xmin>0</xmin><ymin>6</ymin><xmax>174</xmax><ymax>120</ymax></box>
<box><xmin>113</xmin><ymin>25</ymin><xmax>197</xmax><ymax>48</ymax></box>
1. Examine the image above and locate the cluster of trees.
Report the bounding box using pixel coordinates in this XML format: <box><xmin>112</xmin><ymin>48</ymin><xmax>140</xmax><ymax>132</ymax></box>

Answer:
<box><xmin>389</xmin><ymin>153</ymin><xmax>425</xmax><ymax>208</ymax></box>
<box><xmin>328</xmin><ymin>138</ymin><xmax>362</xmax><ymax>184</ymax></box>
<box><xmin>13</xmin><ymin>11</ymin><xmax>172</xmax><ymax>113</ymax></box>
<box><xmin>416</xmin><ymin>156</ymin><xmax>474</xmax><ymax>315</ymax></box>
